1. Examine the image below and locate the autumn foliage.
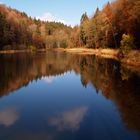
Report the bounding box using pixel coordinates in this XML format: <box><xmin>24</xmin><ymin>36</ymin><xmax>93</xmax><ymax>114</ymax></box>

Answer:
<box><xmin>78</xmin><ymin>0</ymin><xmax>140</xmax><ymax>49</ymax></box>
<box><xmin>0</xmin><ymin>4</ymin><xmax>71</xmax><ymax>50</ymax></box>
<box><xmin>0</xmin><ymin>0</ymin><xmax>140</xmax><ymax>50</ymax></box>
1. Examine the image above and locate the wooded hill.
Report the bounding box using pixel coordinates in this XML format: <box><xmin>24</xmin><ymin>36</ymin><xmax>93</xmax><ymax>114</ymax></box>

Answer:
<box><xmin>76</xmin><ymin>0</ymin><xmax>140</xmax><ymax>50</ymax></box>
<box><xmin>0</xmin><ymin>4</ymin><xmax>72</xmax><ymax>50</ymax></box>
<box><xmin>0</xmin><ymin>0</ymin><xmax>140</xmax><ymax>50</ymax></box>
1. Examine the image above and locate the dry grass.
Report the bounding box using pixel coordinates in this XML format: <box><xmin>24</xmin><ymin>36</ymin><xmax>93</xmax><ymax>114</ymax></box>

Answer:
<box><xmin>57</xmin><ymin>48</ymin><xmax>119</xmax><ymax>60</ymax></box>
<box><xmin>55</xmin><ymin>48</ymin><xmax>140</xmax><ymax>67</ymax></box>
<box><xmin>1</xmin><ymin>48</ymin><xmax>140</xmax><ymax>68</ymax></box>
<box><xmin>0</xmin><ymin>49</ymin><xmax>46</xmax><ymax>54</ymax></box>
<box><xmin>0</xmin><ymin>50</ymin><xmax>27</xmax><ymax>54</ymax></box>
<box><xmin>121</xmin><ymin>50</ymin><xmax>140</xmax><ymax>67</ymax></box>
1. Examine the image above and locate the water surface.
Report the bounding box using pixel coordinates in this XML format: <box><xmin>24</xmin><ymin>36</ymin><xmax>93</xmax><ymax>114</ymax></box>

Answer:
<box><xmin>0</xmin><ymin>51</ymin><xmax>140</xmax><ymax>140</ymax></box>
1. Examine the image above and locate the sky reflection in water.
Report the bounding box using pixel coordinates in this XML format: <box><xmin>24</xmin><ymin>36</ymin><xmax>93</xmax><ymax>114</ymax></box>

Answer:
<box><xmin>0</xmin><ymin>51</ymin><xmax>140</xmax><ymax>140</ymax></box>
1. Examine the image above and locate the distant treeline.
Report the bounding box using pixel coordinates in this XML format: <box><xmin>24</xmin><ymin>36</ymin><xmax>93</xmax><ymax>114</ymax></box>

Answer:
<box><xmin>0</xmin><ymin>0</ymin><xmax>140</xmax><ymax>50</ymax></box>
<box><xmin>0</xmin><ymin>4</ymin><xmax>72</xmax><ymax>50</ymax></box>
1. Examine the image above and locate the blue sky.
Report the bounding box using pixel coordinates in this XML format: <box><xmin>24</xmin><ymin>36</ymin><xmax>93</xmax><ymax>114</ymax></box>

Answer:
<box><xmin>0</xmin><ymin>0</ymin><xmax>111</xmax><ymax>26</ymax></box>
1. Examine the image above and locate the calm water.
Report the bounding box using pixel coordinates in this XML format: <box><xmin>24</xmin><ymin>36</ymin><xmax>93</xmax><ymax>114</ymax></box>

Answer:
<box><xmin>0</xmin><ymin>51</ymin><xmax>140</xmax><ymax>140</ymax></box>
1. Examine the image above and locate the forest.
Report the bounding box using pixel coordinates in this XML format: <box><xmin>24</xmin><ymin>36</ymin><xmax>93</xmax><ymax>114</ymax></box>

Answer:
<box><xmin>74</xmin><ymin>0</ymin><xmax>140</xmax><ymax>50</ymax></box>
<box><xmin>0</xmin><ymin>0</ymin><xmax>140</xmax><ymax>51</ymax></box>
<box><xmin>0</xmin><ymin>4</ymin><xmax>72</xmax><ymax>50</ymax></box>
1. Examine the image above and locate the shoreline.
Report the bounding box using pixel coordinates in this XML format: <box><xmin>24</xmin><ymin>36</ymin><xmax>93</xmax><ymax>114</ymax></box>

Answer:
<box><xmin>0</xmin><ymin>49</ymin><xmax>46</xmax><ymax>54</ymax></box>
<box><xmin>54</xmin><ymin>48</ymin><xmax>140</xmax><ymax>68</ymax></box>
<box><xmin>59</xmin><ymin>48</ymin><xmax>120</xmax><ymax>59</ymax></box>
<box><xmin>0</xmin><ymin>48</ymin><xmax>140</xmax><ymax>68</ymax></box>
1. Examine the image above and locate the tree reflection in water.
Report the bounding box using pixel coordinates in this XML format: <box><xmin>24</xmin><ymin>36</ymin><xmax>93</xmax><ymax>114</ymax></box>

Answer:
<box><xmin>0</xmin><ymin>51</ymin><xmax>140</xmax><ymax>137</ymax></box>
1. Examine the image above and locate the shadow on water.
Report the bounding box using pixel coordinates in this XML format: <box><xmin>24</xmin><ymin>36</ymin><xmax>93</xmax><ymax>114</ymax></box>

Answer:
<box><xmin>0</xmin><ymin>50</ymin><xmax>140</xmax><ymax>139</ymax></box>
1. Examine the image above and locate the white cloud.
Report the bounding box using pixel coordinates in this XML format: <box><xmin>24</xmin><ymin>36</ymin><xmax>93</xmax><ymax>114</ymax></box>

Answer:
<box><xmin>36</xmin><ymin>12</ymin><xmax>68</xmax><ymax>25</ymax></box>
<box><xmin>0</xmin><ymin>107</ymin><xmax>19</xmax><ymax>127</ymax></box>
<box><xmin>49</xmin><ymin>106</ymin><xmax>88</xmax><ymax>131</ymax></box>
<box><xmin>42</xmin><ymin>76</ymin><xmax>55</xmax><ymax>84</ymax></box>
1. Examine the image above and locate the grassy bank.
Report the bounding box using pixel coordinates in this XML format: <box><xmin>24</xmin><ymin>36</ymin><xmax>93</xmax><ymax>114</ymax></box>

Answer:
<box><xmin>63</xmin><ymin>48</ymin><xmax>119</xmax><ymax>59</ymax></box>
<box><xmin>0</xmin><ymin>49</ymin><xmax>46</xmax><ymax>54</ymax></box>
<box><xmin>1</xmin><ymin>48</ymin><xmax>140</xmax><ymax>68</ymax></box>
<box><xmin>121</xmin><ymin>50</ymin><xmax>140</xmax><ymax>67</ymax></box>
<box><xmin>55</xmin><ymin>48</ymin><xmax>140</xmax><ymax>68</ymax></box>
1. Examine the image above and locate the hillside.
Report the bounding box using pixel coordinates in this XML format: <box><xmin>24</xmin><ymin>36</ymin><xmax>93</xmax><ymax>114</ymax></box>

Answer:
<box><xmin>0</xmin><ymin>0</ymin><xmax>140</xmax><ymax>52</ymax></box>
<box><xmin>77</xmin><ymin>0</ymin><xmax>140</xmax><ymax>50</ymax></box>
<box><xmin>0</xmin><ymin>4</ymin><xmax>72</xmax><ymax>50</ymax></box>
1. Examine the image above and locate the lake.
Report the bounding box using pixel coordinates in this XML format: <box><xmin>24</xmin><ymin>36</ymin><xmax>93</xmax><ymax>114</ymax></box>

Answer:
<box><xmin>0</xmin><ymin>51</ymin><xmax>140</xmax><ymax>140</ymax></box>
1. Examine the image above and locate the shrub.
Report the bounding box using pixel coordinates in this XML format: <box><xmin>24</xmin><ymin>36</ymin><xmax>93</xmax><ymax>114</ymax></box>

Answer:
<box><xmin>120</xmin><ymin>34</ymin><xmax>135</xmax><ymax>55</ymax></box>
<box><xmin>3</xmin><ymin>45</ymin><xmax>12</xmax><ymax>50</ymax></box>
<box><xmin>29</xmin><ymin>45</ymin><xmax>37</xmax><ymax>52</ymax></box>
<box><xmin>53</xmin><ymin>41</ymin><xmax>58</xmax><ymax>48</ymax></box>
<box><xmin>60</xmin><ymin>40</ymin><xmax>67</xmax><ymax>48</ymax></box>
